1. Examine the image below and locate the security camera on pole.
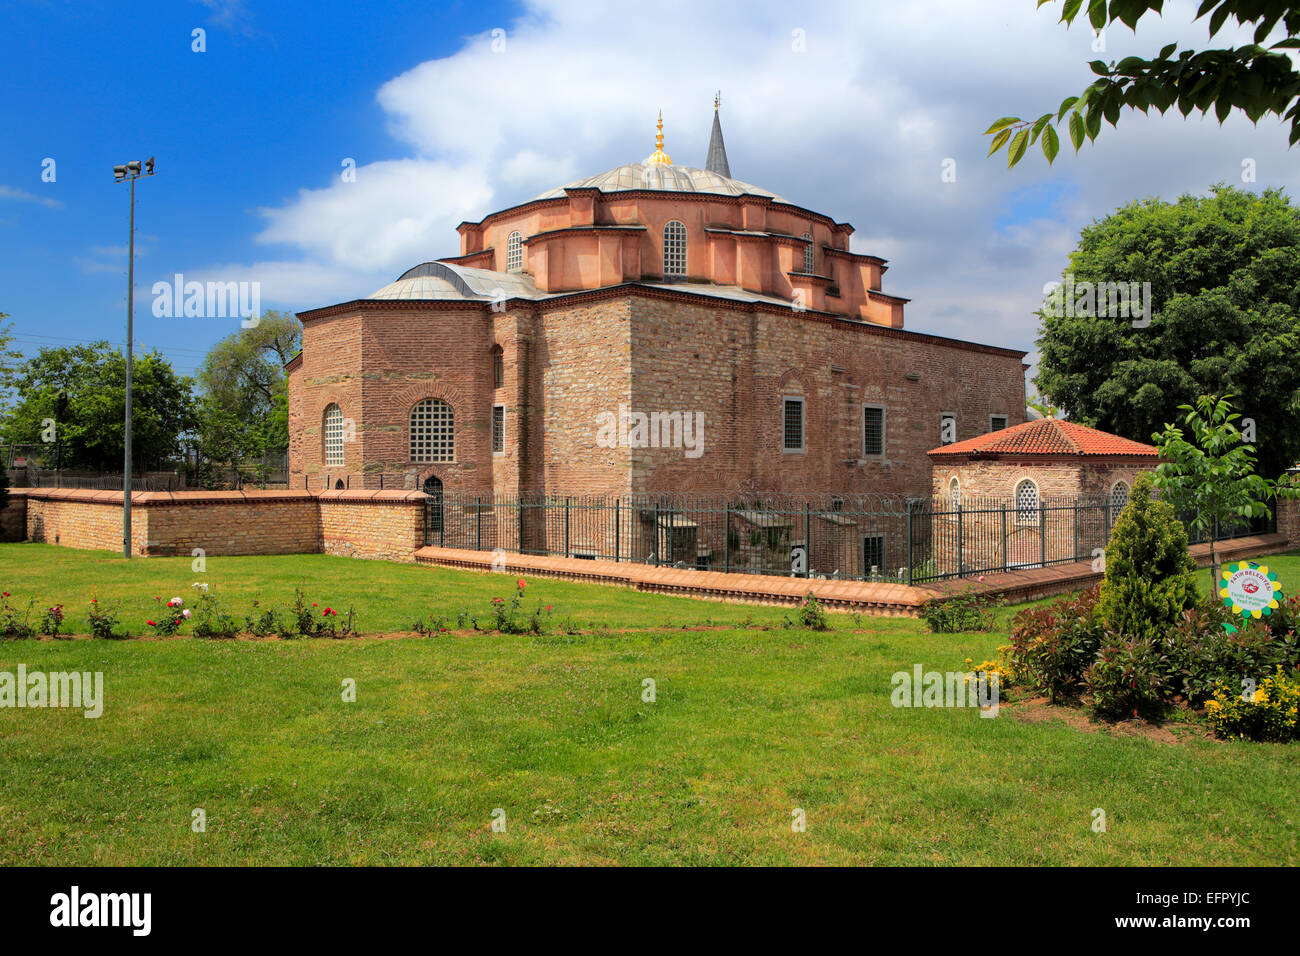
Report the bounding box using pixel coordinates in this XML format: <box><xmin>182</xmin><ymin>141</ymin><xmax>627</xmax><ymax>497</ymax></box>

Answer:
<box><xmin>112</xmin><ymin>157</ymin><xmax>155</xmax><ymax>559</ymax></box>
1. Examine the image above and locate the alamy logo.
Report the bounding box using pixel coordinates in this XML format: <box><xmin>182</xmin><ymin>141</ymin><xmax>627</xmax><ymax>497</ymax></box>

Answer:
<box><xmin>50</xmin><ymin>886</ymin><xmax>151</xmax><ymax>936</ymax></box>
<box><xmin>891</xmin><ymin>664</ymin><xmax>999</xmax><ymax>717</ymax></box>
<box><xmin>0</xmin><ymin>666</ymin><xmax>103</xmax><ymax>718</ymax></box>
<box><xmin>152</xmin><ymin>272</ymin><xmax>261</xmax><ymax>326</ymax></box>
<box><xmin>1042</xmin><ymin>272</ymin><xmax>1151</xmax><ymax>328</ymax></box>
<box><xmin>595</xmin><ymin>405</ymin><xmax>704</xmax><ymax>459</ymax></box>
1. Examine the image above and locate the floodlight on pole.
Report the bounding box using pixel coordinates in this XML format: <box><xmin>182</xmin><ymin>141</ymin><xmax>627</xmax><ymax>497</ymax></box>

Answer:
<box><xmin>113</xmin><ymin>156</ymin><xmax>156</xmax><ymax>559</ymax></box>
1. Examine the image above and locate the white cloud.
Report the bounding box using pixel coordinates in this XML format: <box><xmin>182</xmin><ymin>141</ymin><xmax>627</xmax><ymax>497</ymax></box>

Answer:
<box><xmin>0</xmin><ymin>185</ymin><xmax>62</xmax><ymax>209</ymax></box>
<box><xmin>203</xmin><ymin>0</ymin><xmax>1300</xmax><ymax>354</ymax></box>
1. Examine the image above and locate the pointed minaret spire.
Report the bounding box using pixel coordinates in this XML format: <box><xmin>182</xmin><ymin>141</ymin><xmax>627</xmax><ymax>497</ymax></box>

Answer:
<box><xmin>705</xmin><ymin>92</ymin><xmax>731</xmax><ymax>178</ymax></box>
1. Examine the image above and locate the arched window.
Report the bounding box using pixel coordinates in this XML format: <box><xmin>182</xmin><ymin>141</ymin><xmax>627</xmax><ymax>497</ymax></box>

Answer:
<box><xmin>1110</xmin><ymin>480</ymin><xmax>1130</xmax><ymax>520</ymax></box>
<box><xmin>410</xmin><ymin>399</ymin><xmax>454</xmax><ymax>463</ymax></box>
<box><xmin>948</xmin><ymin>477</ymin><xmax>960</xmax><ymax>509</ymax></box>
<box><xmin>491</xmin><ymin>344</ymin><xmax>504</xmax><ymax>389</ymax></box>
<box><xmin>323</xmin><ymin>404</ymin><xmax>344</xmax><ymax>466</ymax></box>
<box><xmin>1016</xmin><ymin>479</ymin><xmax>1040</xmax><ymax>524</ymax></box>
<box><xmin>802</xmin><ymin>232</ymin><xmax>814</xmax><ymax>274</ymax></box>
<box><xmin>506</xmin><ymin>231</ymin><xmax>523</xmax><ymax>273</ymax></box>
<box><xmin>663</xmin><ymin>221</ymin><xmax>687</xmax><ymax>277</ymax></box>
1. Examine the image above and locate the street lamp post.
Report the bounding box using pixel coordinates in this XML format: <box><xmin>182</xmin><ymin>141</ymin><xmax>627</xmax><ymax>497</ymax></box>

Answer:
<box><xmin>113</xmin><ymin>157</ymin><xmax>154</xmax><ymax>559</ymax></box>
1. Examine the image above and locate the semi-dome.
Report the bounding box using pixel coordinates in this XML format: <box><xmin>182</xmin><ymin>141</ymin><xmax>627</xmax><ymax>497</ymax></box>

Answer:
<box><xmin>368</xmin><ymin>261</ymin><xmax>542</xmax><ymax>301</ymax></box>
<box><xmin>369</xmin><ymin>274</ymin><xmax>466</xmax><ymax>300</ymax></box>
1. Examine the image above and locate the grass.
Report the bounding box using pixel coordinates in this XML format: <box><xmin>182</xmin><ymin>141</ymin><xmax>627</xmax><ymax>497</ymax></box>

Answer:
<box><xmin>1</xmin><ymin>543</ymin><xmax>1298</xmax><ymax>865</ymax></box>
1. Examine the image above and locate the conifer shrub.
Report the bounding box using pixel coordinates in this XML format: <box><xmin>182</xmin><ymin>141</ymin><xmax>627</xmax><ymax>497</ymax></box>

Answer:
<box><xmin>1097</xmin><ymin>474</ymin><xmax>1199</xmax><ymax>643</ymax></box>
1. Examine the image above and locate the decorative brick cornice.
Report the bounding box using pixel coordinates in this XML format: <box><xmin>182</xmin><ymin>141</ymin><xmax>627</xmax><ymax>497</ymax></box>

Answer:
<box><xmin>524</xmin><ymin>224</ymin><xmax>647</xmax><ymax>245</ymax></box>
<box><xmin>468</xmin><ymin>189</ymin><xmax>845</xmax><ymax>233</ymax></box>
<box><xmin>295</xmin><ymin>283</ymin><xmax>1024</xmax><ymax>360</ymax></box>
<box><xmin>297</xmin><ymin>299</ymin><xmax>488</xmax><ymax>322</ymax></box>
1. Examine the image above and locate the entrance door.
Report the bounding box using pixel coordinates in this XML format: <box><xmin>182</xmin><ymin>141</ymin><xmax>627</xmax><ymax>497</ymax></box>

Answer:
<box><xmin>423</xmin><ymin>475</ymin><xmax>443</xmax><ymax>543</ymax></box>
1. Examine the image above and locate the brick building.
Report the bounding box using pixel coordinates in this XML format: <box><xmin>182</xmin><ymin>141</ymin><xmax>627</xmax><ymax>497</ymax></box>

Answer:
<box><xmin>287</xmin><ymin>105</ymin><xmax>1028</xmax><ymax>508</ymax></box>
<box><xmin>926</xmin><ymin>417</ymin><xmax>1159</xmax><ymax>572</ymax></box>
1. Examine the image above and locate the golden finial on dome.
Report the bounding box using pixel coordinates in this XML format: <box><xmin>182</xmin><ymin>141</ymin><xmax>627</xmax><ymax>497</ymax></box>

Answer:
<box><xmin>714</xmin><ymin>91</ymin><xmax>720</xmax><ymax>110</ymax></box>
<box><xmin>647</xmin><ymin>109</ymin><xmax>672</xmax><ymax>165</ymax></box>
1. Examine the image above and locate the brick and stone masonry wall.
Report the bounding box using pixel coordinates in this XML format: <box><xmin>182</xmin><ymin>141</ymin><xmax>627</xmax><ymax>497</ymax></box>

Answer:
<box><xmin>15</xmin><ymin>489</ymin><xmax>425</xmax><ymax>561</ymax></box>
<box><xmin>1279</xmin><ymin>495</ymin><xmax>1300</xmax><ymax>549</ymax></box>
<box><xmin>318</xmin><ymin>491</ymin><xmax>425</xmax><ymax>561</ymax></box>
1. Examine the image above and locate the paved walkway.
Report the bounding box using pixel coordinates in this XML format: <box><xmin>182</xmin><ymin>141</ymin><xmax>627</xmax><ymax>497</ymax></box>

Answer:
<box><xmin>414</xmin><ymin>533</ymin><xmax>1291</xmax><ymax>616</ymax></box>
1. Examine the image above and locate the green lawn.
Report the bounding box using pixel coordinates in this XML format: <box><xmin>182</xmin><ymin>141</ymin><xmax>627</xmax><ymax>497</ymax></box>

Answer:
<box><xmin>1</xmin><ymin>543</ymin><xmax>1298</xmax><ymax>866</ymax></box>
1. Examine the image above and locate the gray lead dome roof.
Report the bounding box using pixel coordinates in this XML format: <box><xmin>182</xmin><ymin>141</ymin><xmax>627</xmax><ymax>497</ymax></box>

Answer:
<box><xmin>531</xmin><ymin>162</ymin><xmax>791</xmax><ymax>205</ymax></box>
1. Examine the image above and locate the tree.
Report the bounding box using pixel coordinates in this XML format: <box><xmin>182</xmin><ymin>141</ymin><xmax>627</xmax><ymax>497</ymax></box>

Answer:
<box><xmin>1098</xmin><ymin>472</ymin><xmax>1200</xmax><ymax>641</ymax></box>
<box><xmin>0</xmin><ymin>343</ymin><xmax>197</xmax><ymax>472</ymax></box>
<box><xmin>194</xmin><ymin>312</ymin><xmax>300</xmax><ymax>478</ymax></box>
<box><xmin>1151</xmin><ymin>393</ymin><xmax>1296</xmax><ymax>588</ymax></box>
<box><xmin>989</xmin><ymin>2</ymin><xmax>1300</xmax><ymax>167</ymax></box>
<box><xmin>1034</xmin><ymin>185</ymin><xmax>1300</xmax><ymax>480</ymax></box>
<box><xmin>0</xmin><ymin>313</ymin><xmax>23</xmax><ymax>415</ymax></box>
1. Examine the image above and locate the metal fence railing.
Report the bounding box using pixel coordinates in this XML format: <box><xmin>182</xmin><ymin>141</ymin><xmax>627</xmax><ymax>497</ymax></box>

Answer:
<box><xmin>421</xmin><ymin>491</ymin><xmax>1278</xmax><ymax>585</ymax></box>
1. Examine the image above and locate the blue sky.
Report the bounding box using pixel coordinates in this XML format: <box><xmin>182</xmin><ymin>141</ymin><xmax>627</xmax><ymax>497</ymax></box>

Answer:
<box><xmin>3</xmin><ymin>0</ymin><xmax>1299</xmax><ymax>385</ymax></box>
<box><xmin>0</xmin><ymin>0</ymin><xmax>512</xmax><ymax>377</ymax></box>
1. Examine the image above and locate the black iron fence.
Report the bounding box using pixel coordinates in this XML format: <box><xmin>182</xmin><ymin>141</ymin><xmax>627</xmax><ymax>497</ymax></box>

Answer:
<box><xmin>423</xmin><ymin>492</ymin><xmax>1276</xmax><ymax>585</ymax></box>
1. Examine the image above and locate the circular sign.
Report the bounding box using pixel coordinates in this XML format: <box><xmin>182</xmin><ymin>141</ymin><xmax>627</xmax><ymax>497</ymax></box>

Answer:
<box><xmin>1220</xmin><ymin>562</ymin><xmax>1284</xmax><ymax>620</ymax></box>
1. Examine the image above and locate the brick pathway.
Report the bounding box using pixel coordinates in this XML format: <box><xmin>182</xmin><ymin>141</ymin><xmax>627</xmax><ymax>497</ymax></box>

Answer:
<box><xmin>414</xmin><ymin>533</ymin><xmax>1291</xmax><ymax>616</ymax></box>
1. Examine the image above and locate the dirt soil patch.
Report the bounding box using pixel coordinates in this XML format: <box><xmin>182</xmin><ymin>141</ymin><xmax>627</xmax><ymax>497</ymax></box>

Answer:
<box><xmin>1007</xmin><ymin>695</ymin><xmax>1216</xmax><ymax>745</ymax></box>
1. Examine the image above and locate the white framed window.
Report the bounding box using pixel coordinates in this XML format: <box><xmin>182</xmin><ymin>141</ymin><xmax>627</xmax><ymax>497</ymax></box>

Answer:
<box><xmin>782</xmin><ymin>396</ymin><xmax>804</xmax><ymax>452</ymax></box>
<box><xmin>862</xmin><ymin>404</ymin><xmax>885</xmax><ymax>458</ymax></box>
<box><xmin>506</xmin><ymin>231</ymin><xmax>523</xmax><ymax>273</ymax></box>
<box><xmin>323</xmin><ymin>404</ymin><xmax>344</xmax><ymax>466</ymax></box>
<box><xmin>940</xmin><ymin>412</ymin><xmax>957</xmax><ymax>445</ymax></box>
<box><xmin>948</xmin><ymin>476</ymin><xmax>960</xmax><ymax>509</ymax></box>
<box><xmin>989</xmin><ymin>414</ymin><xmax>1008</xmax><ymax>432</ymax></box>
<box><xmin>1110</xmin><ymin>480</ymin><xmax>1130</xmax><ymax>519</ymax></box>
<box><xmin>492</xmin><ymin>405</ymin><xmax>505</xmax><ymax>454</ymax></box>
<box><xmin>663</xmin><ymin>220</ymin><xmax>687</xmax><ymax>277</ymax></box>
<box><xmin>410</xmin><ymin>399</ymin><xmax>455</xmax><ymax>463</ymax></box>
<box><xmin>1015</xmin><ymin>478</ymin><xmax>1040</xmax><ymax>525</ymax></box>
<box><xmin>802</xmin><ymin>232</ymin><xmax>814</xmax><ymax>273</ymax></box>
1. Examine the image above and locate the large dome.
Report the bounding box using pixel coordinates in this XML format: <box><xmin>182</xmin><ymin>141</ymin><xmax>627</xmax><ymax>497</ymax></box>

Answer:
<box><xmin>532</xmin><ymin>161</ymin><xmax>791</xmax><ymax>205</ymax></box>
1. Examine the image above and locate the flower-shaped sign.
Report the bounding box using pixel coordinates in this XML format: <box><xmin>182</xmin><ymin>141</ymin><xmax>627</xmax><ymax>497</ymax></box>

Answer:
<box><xmin>1220</xmin><ymin>562</ymin><xmax>1284</xmax><ymax>620</ymax></box>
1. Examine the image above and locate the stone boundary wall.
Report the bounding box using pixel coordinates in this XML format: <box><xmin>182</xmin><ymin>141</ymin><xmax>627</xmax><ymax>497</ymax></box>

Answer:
<box><xmin>12</xmin><ymin>488</ymin><xmax>426</xmax><ymax>561</ymax></box>
<box><xmin>1279</xmin><ymin>496</ymin><xmax>1300</xmax><ymax>550</ymax></box>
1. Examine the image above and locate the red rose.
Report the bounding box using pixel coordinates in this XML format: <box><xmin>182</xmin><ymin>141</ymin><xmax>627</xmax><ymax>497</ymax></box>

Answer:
<box><xmin>146</xmin><ymin>620</ymin><xmax>156</xmax><ymax>627</ymax></box>
<box><xmin>517</xmin><ymin>578</ymin><xmax>526</xmax><ymax>589</ymax></box>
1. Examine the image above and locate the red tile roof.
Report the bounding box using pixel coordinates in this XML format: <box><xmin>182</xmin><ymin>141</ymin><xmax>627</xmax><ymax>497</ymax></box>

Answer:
<box><xmin>927</xmin><ymin>418</ymin><xmax>1159</xmax><ymax>459</ymax></box>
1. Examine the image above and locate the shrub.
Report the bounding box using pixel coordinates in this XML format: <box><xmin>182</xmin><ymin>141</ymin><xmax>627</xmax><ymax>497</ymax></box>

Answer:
<box><xmin>88</xmin><ymin>597</ymin><xmax>129</xmax><ymax>640</ymax></box>
<box><xmin>191</xmin><ymin>592</ymin><xmax>241</xmax><ymax>639</ymax></box>
<box><xmin>245</xmin><ymin>604</ymin><xmax>283</xmax><ymax>637</ymax></box>
<box><xmin>413</xmin><ymin>613</ymin><xmax>451</xmax><ymax>636</ymax></box>
<box><xmin>0</xmin><ymin>592</ymin><xmax>35</xmax><ymax>639</ymax></box>
<box><xmin>292</xmin><ymin>589</ymin><xmax>321</xmax><ymax>637</ymax></box>
<box><xmin>147</xmin><ymin>596</ymin><xmax>188</xmax><ymax>636</ymax></box>
<box><xmin>965</xmin><ymin>646</ymin><xmax>1021</xmax><ymax>691</ymax></box>
<box><xmin>489</xmin><ymin>579</ymin><xmax>551</xmax><ymax>635</ymax></box>
<box><xmin>920</xmin><ymin>585</ymin><xmax>1002</xmax><ymax>633</ymax></box>
<box><xmin>1008</xmin><ymin>586</ymin><xmax>1105</xmax><ymax>701</ymax></box>
<box><xmin>318</xmin><ymin>605</ymin><xmax>358</xmax><ymax>639</ymax></box>
<box><xmin>39</xmin><ymin>604</ymin><xmax>65</xmax><ymax>638</ymax></box>
<box><xmin>1097</xmin><ymin>473</ymin><xmax>1199</xmax><ymax>643</ymax></box>
<box><xmin>1205</xmin><ymin>667</ymin><xmax>1300</xmax><ymax>741</ymax></box>
<box><xmin>783</xmin><ymin>593</ymin><xmax>830</xmax><ymax>631</ymax></box>
<box><xmin>1083</xmin><ymin>635</ymin><xmax>1171</xmax><ymax>720</ymax></box>
<box><xmin>1165</xmin><ymin>600</ymin><xmax>1297</xmax><ymax>705</ymax></box>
